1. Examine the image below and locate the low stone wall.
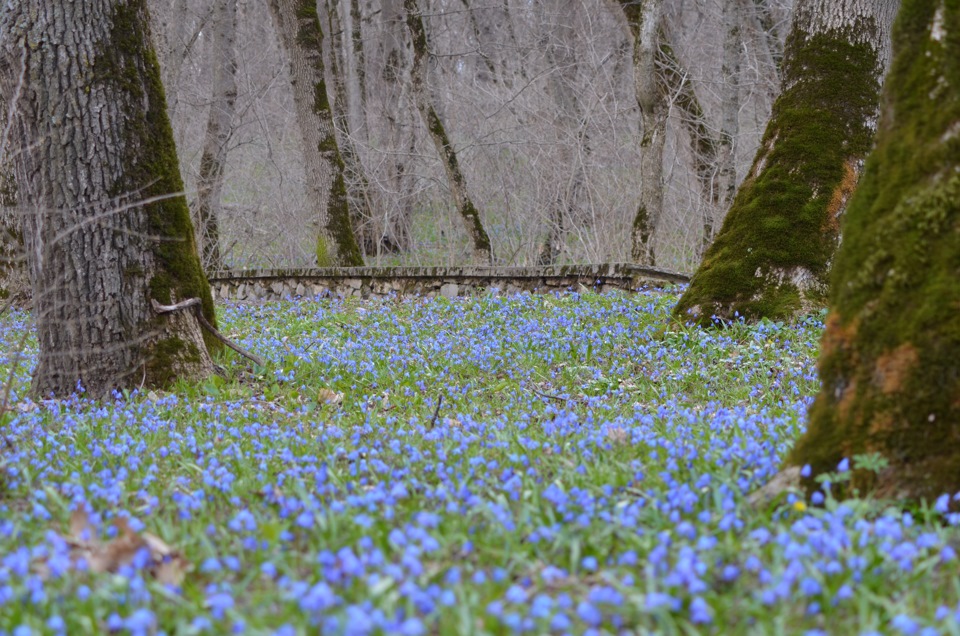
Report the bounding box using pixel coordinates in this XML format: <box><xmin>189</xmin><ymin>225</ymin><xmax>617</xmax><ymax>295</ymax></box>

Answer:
<box><xmin>209</xmin><ymin>263</ymin><xmax>690</xmax><ymax>302</ymax></box>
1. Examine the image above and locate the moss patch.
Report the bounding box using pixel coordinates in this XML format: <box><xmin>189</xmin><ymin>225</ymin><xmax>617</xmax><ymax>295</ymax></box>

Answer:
<box><xmin>674</xmin><ymin>23</ymin><xmax>886</xmax><ymax>324</ymax></box>
<box><xmin>97</xmin><ymin>2</ymin><xmax>219</xmax><ymax>353</ymax></box>
<box><xmin>788</xmin><ymin>1</ymin><xmax>960</xmax><ymax>500</ymax></box>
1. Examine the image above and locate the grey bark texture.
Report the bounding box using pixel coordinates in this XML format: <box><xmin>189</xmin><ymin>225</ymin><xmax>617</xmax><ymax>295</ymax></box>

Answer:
<box><xmin>195</xmin><ymin>0</ymin><xmax>238</xmax><ymax>272</ymax></box>
<box><xmin>405</xmin><ymin>0</ymin><xmax>494</xmax><ymax>265</ymax></box>
<box><xmin>538</xmin><ymin>0</ymin><xmax>585</xmax><ymax>266</ymax></box>
<box><xmin>267</xmin><ymin>0</ymin><xmax>364</xmax><ymax>266</ymax></box>
<box><xmin>0</xmin><ymin>0</ymin><xmax>217</xmax><ymax>397</ymax></box>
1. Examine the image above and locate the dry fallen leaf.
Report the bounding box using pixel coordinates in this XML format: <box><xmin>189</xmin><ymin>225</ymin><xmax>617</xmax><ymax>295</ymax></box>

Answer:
<box><xmin>317</xmin><ymin>388</ymin><xmax>343</xmax><ymax>406</ymax></box>
<box><xmin>38</xmin><ymin>508</ymin><xmax>192</xmax><ymax>585</ymax></box>
<box><xmin>606</xmin><ymin>427</ymin><xmax>629</xmax><ymax>445</ymax></box>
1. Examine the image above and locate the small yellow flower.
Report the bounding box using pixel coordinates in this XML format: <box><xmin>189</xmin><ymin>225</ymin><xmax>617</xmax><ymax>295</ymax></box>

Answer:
<box><xmin>793</xmin><ymin>501</ymin><xmax>807</xmax><ymax>513</ymax></box>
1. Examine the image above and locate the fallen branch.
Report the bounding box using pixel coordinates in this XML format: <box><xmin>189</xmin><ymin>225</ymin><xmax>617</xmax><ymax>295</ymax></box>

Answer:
<box><xmin>429</xmin><ymin>394</ymin><xmax>443</xmax><ymax>429</ymax></box>
<box><xmin>151</xmin><ymin>298</ymin><xmax>265</xmax><ymax>367</ymax></box>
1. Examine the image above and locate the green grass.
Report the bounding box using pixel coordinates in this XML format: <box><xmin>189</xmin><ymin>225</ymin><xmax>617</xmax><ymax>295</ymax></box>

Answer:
<box><xmin>0</xmin><ymin>290</ymin><xmax>957</xmax><ymax>635</ymax></box>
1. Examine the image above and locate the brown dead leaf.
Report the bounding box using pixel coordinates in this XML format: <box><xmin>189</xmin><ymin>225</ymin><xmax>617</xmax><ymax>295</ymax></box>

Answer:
<box><xmin>317</xmin><ymin>388</ymin><xmax>343</xmax><ymax>406</ymax></box>
<box><xmin>47</xmin><ymin>510</ymin><xmax>191</xmax><ymax>584</ymax></box>
<box><xmin>606</xmin><ymin>427</ymin><xmax>629</xmax><ymax>445</ymax></box>
<box><xmin>444</xmin><ymin>417</ymin><xmax>462</xmax><ymax>428</ymax></box>
<box><xmin>155</xmin><ymin>554</ymin><xmax>191</xmax><ymax>587</ymax></box>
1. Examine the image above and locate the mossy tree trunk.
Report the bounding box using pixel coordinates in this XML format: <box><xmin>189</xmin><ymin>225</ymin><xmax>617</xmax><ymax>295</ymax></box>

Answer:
<box><xmin>0</xmin><ymin>0</ymin><xmax>217</xmax><ymax>397</ymax></box>
<box><xmin>674</xmin><ymin>0</ymin><xmax>900</xmax><ymax>324</ymax></box>
<box><xmin>267</xmin><ymin>0</ymin><xmax>364</xmax><ymax>267</ymax></box>
<box><xmin>617</xmin><ymin>0</ymin><xmax>667</xmax><ymax>266</ymax></box>
<box><xmin>404</xmin><ymin>0</ymin><xmax>494</xmax><ymax>265</ymax></box>
<box><xmin>325</xmin><ymin>0</ymin><xmax>377</xmax><ymax>257</ymax></box>
<box><xmin>195</xmin><ymin>0</ymin><xmax>238</xmax><ymax>273</ymax></box>
<box><xmin>788</xmin><ymin>1</ymin><xmax>960</xmax><ymax>501</ymax></box>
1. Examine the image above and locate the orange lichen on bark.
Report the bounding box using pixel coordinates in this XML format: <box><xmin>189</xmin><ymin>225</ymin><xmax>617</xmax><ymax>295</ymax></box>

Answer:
<box><xmin>873</xmin><ymin>344</ymin><xmax>919</xmax><ymax>394</ymax></box>
<box><xmin>823</xmin><ymin>160</ymin><xmax>859</xmax><ymax>236</ymax></box>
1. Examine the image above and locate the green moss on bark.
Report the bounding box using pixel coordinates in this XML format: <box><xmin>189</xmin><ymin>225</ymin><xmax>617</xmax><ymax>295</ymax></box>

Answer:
<box><xmin>788</xmin><ymin>2</ymin><xmax>960</xmax><ymax>500</ymax></box>
<box><xmin>294</xmin><ymin>2</ymin><xmax>364</xmax><ymax>267</ymax></box>
<box><xmin>674</xmin><ymin>25</ymin><xmax>885</xmax><ymax>325</ymax></box>
<box><xmin>98</xmin><ymin>2</ymin><xmax>219</xmax><ymax>354</ymax></box>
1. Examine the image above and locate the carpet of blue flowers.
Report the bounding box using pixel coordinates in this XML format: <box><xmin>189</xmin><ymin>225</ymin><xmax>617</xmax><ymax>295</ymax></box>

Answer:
<box><xmin>1</xmin><ymin>289</ymin><xmax>959</xmax><ymax>635</ymax></box>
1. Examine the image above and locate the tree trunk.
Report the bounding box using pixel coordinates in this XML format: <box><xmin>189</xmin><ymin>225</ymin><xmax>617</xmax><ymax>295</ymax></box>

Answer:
<box><xmin>195</xmin><ymin>0</ymin><xmax>238</xmax><ymax>273</ymax></box>
<box><xmin>0</xmin><ymin>0</ymin><xmax>217</xmax><ymax>397</ymax></box>
<box><xmin>659</xmin><ymin>28</ymin><xmax>723</xmax><ymax>261</ymax></box>
<box><xmin>675</xmin><ymin>0</ymin><xmax>900</xmax><ymax>324</ymax></box>
<box><xmin>267</xmin><ymin>0</ymin><xmax>364</xmax><ymax>266</ymax></box>
<box><xmin>325</xmin><ymin>0</ymin><xmax>378</xmax><ymax>257</ymax></box>
<box><xmin>538</xmin><ymin>0</ymin><xmax>584</xmax><ymax>266</ymax></box>
<box><xmin>0</xmin><ymin>168</ymin><xmax>24</xmax><ymax>302</ymax></box>
<box><xmin>619</xmin><ymin>0</ymin><xmax>667</xmax><ymax>266</ymax></box>
<box><xmin>715</xmin><ymin>0</ymin><xmax>742</xmax><ymax>241</ymax></box>
<box><xmin>404</xmin><ymin>0</ymin><xmax>494</xmax><ymax>265</ymax></box>
<box><xmin>788</xmin><ymin>1</ymin><xmax>960</xmax><ymax>501</ymax></box>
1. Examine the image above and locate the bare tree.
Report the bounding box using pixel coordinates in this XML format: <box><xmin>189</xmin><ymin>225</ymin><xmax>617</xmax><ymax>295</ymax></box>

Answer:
<box><xmin>615</xmin><ymin>0</ymin><xmax>666</xmax><ymax>265</ymax></box>
<box><xmin>0</xmin><ymin>0</ymin><xmax>218</xmax><ymax>397</ymax></box>
<box><xmin>675</xmin><ymin>0</ymin><xmax>899</xmax><ymax>323</ymax></box>
<box><xmin>405</xmin><ymin>0</ymin><xmax>494</xmax><ymax>264</ymax></box>
<box><xmin>268</xmin><ymin>0</ymin><xmax>364</xmax><ymax>266</ymax></box>
<box><xmin>789</xmin><ymin>0</ymin><xmax>959</xmax><ymax>500</ymax></box>
<box><xmin>195</xmin><ymin>0</ymin><xmax>239</xmax><ymax>272</ymax></box>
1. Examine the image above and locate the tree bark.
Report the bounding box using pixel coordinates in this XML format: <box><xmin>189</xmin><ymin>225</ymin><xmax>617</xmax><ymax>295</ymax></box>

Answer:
<box><xmin>325</xmin><ymin>0</ymin><xmax>378</xmax><ymax>257</ymax></box>
<box><xmin>716</xmin><ymin>0</ymin><xmax>742</xmax><ymax>240</ymax></box>
<box><xmin>404</xmin><ymin>0</ymin><xmax>494</xmax><ymax>265</ymax></box>
<box><xmin>0</xmin><ymin>0</ymin><xmax>217</xmax><ymax>397</ymax></box>
<box><xmin>675</xmin><ymin>0</ymin><xmax>900</xmax><ymax>324</ymax></box>
<box><xmin>538</xmin><ymin>0</ymin><xmax>585</xmax><ymax>266</ymax></box>
<box><xmin>195</xmin><ymin>0</ymin><xmax>238</xmax><ymax>273</ymax></box>
<box><xmin>788</xmin><ymin>1</ymin><xmax>960</xmax><ymax>501</ymax></box>
<box><xmin>267</xmin><ymin>0</ymin><xmax>364</xmax><ymax>266</ymax></box>
<box><xmin>619</xmin><ymin>0</ymin><xmax>667</xmax><ymax>266</ymax></box>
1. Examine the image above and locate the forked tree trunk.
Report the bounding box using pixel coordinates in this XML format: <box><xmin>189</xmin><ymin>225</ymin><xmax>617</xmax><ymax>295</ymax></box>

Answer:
<box><xmin>267</xmin><ymin>0</ymin><xmax>364</xmax><ymax>266</ymax></box>
<box><xmin>404</xmin><ymin>0</ymin><xmax>494</xmax><ymax>265</ymax></box>
<box><xmin>618</xmin><ymin>0</ymin><xmax>667</xmax><ymax>266</ymax></box>
<box><xmin>789</xmin><ymin>1</ymin><xmax>960</xmax><ymax>501</ymax></box>
<box><xmin>0</xmin><ymin>0</ymin><xmax>217</xmax><ymax>397</ymax></box>
<box><xmin>195</xmin><ymin>0</ymin><xmax>238</xmax><ymax>272</ymax></box>
<box><xmin>675</xmin><ymin>0</ymin><xmax>899</xmax><ymax>324</ymax></box>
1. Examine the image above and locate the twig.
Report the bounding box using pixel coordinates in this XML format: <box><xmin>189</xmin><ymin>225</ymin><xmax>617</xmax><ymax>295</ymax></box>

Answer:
<box><xmin>151</xmin><ymin>298</ymin><xmax>265</xmax><ymax>367</ymax></box>
<box><xmin>528</xmin><ymin>386</ymin><xmax>569</xmax><ymax>403</ymax></box>
<box><xmin>429</xmin><ymin>394</ymin><xmax>443</xmax><ymax>429</ymax></box>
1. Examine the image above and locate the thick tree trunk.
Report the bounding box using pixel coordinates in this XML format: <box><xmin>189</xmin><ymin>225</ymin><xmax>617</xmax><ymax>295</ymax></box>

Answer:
<box><xmin>675</xmin><ymin>0</ymin><xmax>900</xmax><ymax>324</ymax></box>
<box><xmin>268</xmin><ymin>0</ymin><xmax>364</xmax><ymax>266</ymax></box>
<box><xmin>619</xmin><ymin>0</ymin><xmax>666</xmax><ymax>266</ymax></box>
<box><xmin>405</xmin><ymin>0</ymin><xmax>494</xmax><ymax>265</ymax></box>
<box><xmin>195</xmin><ymin>0</ymin><xmax>238</xmax><ymax>273</ymax></box>
<box><xmin>789</xmin><ymin>2</ymin><xmax>960</xmax><ymax>501</ymax></box>
<box><xmin>0</xmin><ymin>0</ymin><xmax>216</xmax><ymax>397</ymax></box>
<box><xmin>0</xmin><ymin>169</ymin><xmax>24</xmax><ymax>302</ymax></box>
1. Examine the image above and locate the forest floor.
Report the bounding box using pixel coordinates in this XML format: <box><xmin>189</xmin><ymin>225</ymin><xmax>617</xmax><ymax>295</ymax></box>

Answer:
<box><xmin>0</xmin><ymin>290</ymin><xmax>957</xmax><ymax>634</ymax></box>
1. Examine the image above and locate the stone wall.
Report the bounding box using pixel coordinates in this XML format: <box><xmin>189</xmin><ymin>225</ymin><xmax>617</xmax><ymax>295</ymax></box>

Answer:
<box><xmin>209</xmin><ymin>264</ymin><xmax>690</xmax><ymax>302</ymax></box>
